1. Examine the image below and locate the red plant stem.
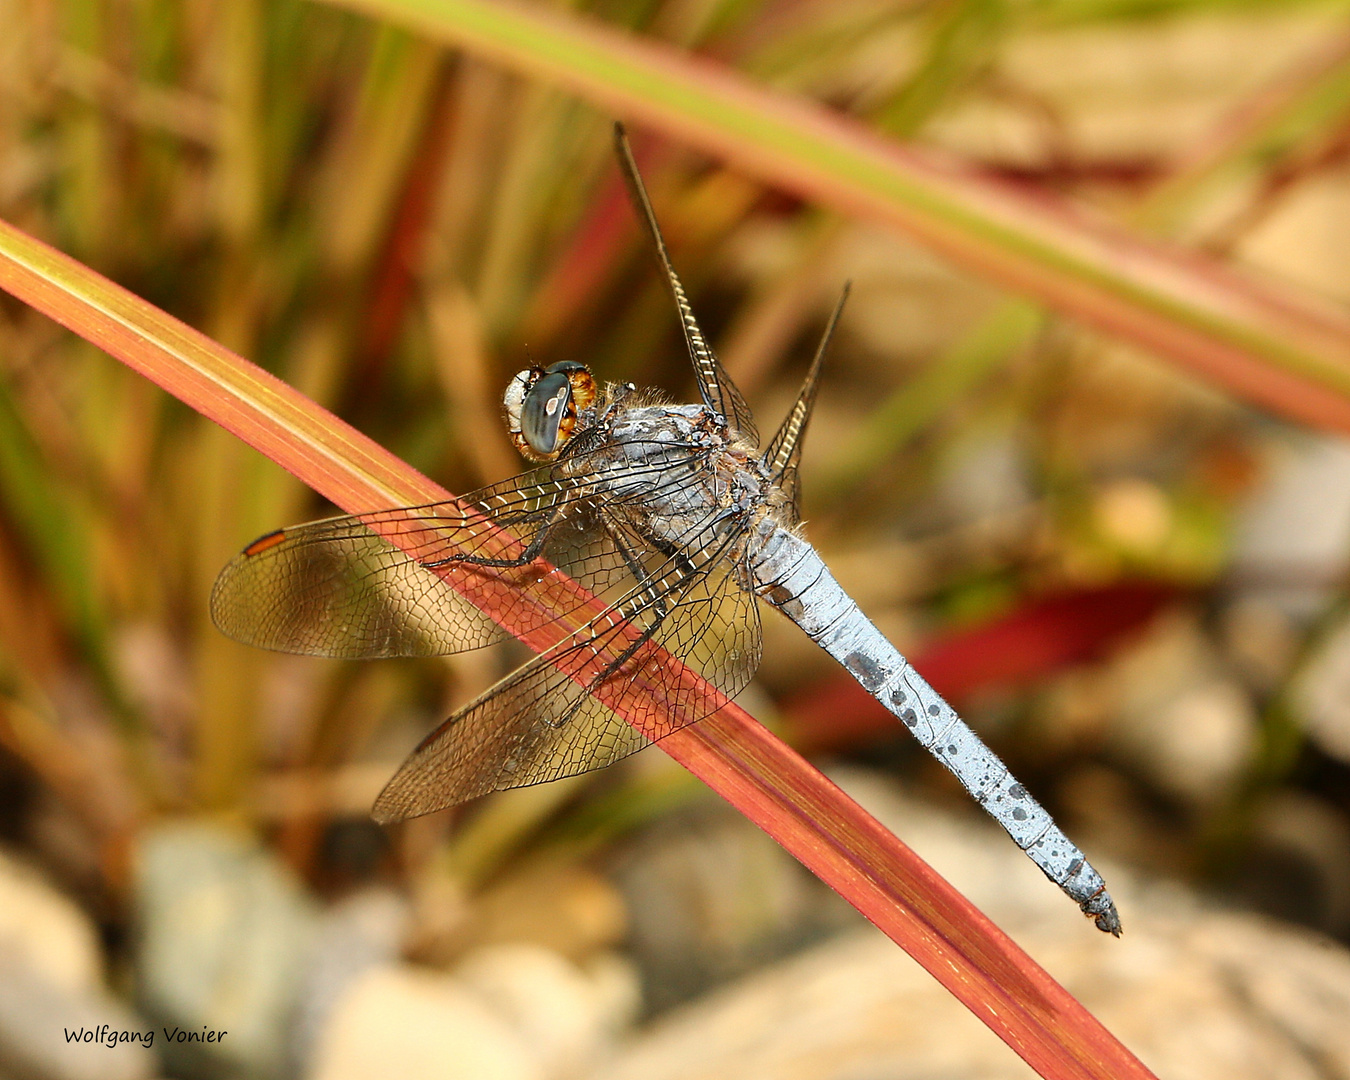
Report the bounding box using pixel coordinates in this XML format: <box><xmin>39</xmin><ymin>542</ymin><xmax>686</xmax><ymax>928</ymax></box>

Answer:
<box><xmin>0</xmin><ymin>216</ymin><xmax>1156</xmax><ymax>1080</ymax></box>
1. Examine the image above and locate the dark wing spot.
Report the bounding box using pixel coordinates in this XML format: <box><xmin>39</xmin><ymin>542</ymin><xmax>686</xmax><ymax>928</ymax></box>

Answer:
<box><xmin>243</xmin><ymin>529</ymin><xmax>287</xmax><ymax>556</ymax></box>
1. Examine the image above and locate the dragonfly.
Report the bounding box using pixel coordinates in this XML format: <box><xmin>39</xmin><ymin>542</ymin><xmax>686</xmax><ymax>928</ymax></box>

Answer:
<box><xmin>212</xmin><ymin>125</ymin><xmax>1120</xmax><ymax>935</ymax></box>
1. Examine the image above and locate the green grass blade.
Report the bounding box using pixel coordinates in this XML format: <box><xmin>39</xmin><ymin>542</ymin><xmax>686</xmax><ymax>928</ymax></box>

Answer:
<box><xmin>327</xmin><ymin>0</ymin><xmax>1350</xmax><ymax>434</ymax></box>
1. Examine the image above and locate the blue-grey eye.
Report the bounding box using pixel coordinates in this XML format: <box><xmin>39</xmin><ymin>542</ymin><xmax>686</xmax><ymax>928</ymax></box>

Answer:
<box><xmin>521</xmin><ymin>371</ymin><xmax>573</xmax><ymax>456</ymax></box>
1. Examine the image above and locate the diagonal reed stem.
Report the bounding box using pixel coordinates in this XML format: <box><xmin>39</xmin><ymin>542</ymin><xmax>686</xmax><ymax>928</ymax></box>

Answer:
<box><xmin>0</xmin><ymin>214</ymin><xmax>1155</xmax><ymax>1079</ymax></box>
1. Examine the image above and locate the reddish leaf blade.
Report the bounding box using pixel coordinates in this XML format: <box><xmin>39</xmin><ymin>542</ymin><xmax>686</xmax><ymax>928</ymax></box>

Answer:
<box><xmin>0</xmin><ymin>217</ymin><xmax>1157</xmax><ymax>1080</ymax></box>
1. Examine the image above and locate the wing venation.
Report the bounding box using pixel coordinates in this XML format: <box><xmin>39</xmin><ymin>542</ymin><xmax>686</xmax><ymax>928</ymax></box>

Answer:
<box><xmin>210</xmin><ymin>450</ymin><xmax>707</xmax><ymax>659</ymax></box>
<box><xmin>372</xmin><ymin>516</ymin><xmax>762</xmax><ymax>819</ymax></box>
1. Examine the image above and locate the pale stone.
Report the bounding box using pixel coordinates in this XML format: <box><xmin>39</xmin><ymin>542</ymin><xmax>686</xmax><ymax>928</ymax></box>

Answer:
<box><xmin>0</xmin><ymin>847</ymin><xmax>103</xmax><ymax>995</ymax></box>
<box><xmin>0</xmin><ymin>851</ymin><xmax>156</xmax><ymax>1080</ymax></box>
<box><xmin>307</xmin><ymin>965</ymin><xmax>542</xmax><ymax>1080</ymax></box>
<box><xmin>1233</xmin><ymin>435</ymin><xmax>1350</xmax><ymax>613</ymax></box>
<box><xmin>0</xmin><ymin>957</ymin><xmax>157</xmax><ymax>1080</ymax></box>
<box><xmin>444</xmin><ymin>864</ymin><xmax>628</xmax><ymax>962</ymax></box>
<box><xmin>135</xmin><ymin>822</ymin><xmax>319</xmax><ymax>1077</ymax></box>
<box><xmin>595</xmin><ymin>770</ymin><xmax>1350</xmax><ymax>1080</ymax></box>
<box><xmin>1295</xmin><ymin>615</ymin><xmax>1350</xmax><ymax>764</ymax></box>
<box><xmin>292</xmin><ymin>887</ymin><xmax>411</xmax><ymax>1071</ymax></box>
<box><xmin>306</xmin><ymin>946</ymin><xmax>638</xmax><ymax>1080</ymax></box>
<box><xmin>456</xmin><ymin>943</ymin><xmax>640</xmax><ymax>1075</ymax></box>
<box><xmin>1104</xmin><ymin>612</ymin><xmax>1258</xmax><ymax>806</ymax></box>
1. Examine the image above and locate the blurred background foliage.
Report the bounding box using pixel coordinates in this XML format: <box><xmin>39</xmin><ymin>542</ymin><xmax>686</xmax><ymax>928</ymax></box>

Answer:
<box><xmin>5</xmin><ymin>0</ymin><xmax>1350</xmax><ymax>1076</ymax></box>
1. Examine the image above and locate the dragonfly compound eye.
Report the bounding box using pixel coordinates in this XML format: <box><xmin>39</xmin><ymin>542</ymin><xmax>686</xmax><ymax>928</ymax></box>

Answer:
<box><xmin>505</xmin><ymin>362</ymin><xmax>597</xmax><ymax>461</ymax></box>
<box><xmin>521</xmin><ymin>371</ymin><xmax>575</xmax><ymax>458</ymax></box>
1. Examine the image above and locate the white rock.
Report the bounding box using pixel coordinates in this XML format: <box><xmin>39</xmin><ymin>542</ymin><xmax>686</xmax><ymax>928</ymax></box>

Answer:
<box><xmin>456</xmin><ymin>943</ymin><xmax>640</xmax><ymax>1075</ymax></box>
<box><xmin>1105</xmin><ymin>612</ymin><xmax>1257</xmax><ymax>806</ymax></box>
<box><xmin>594</xmin><ymin>769</ymin><xmax>1350</xmax><ymax>1080</ymax></box>
<box><xmin>0</xmin><ymin>850</ymin><xmax>156</xmax><ymax>1080</ymax></box>
<box><xmin>1295</xmin><ymin>615</ymin><xmax>1350</xmax><ymax>764</ymax></box>
<box><xmin>135</xmin><ymin>821</ymin><xmax>319</xmax><ymax>1076</ymax></box>
<box><xmin>292</xmin><ymin>887</ymin><xmax>411</xmax><ymax>1071</ymax></box>
<box><xmin>306</xmin><ymin>945</ymin><xmax>639</xmax><ymax>1080</ymax></box>
<box><xmin>1233</xmin><ymin>435</ymin><xmax>1350</xmax><ymax>614</ymax></box>
<box><xmin>1116</xmin><ymin>678</ymin><xmax>1257</xmax><ymax>805</ymax></box>
<box><xmin>0</xmin><ymin>847</ymin><xmax>103</xmax><ymax>995</ymax></box>
<box><xmin>0</xmin><ymin>955</ymin><xmax>157</xmax><ymax>1080</ymax></box>
<box><xmin>307</xmin><ymin>965</ymin><xmax>542</xmax><ymax>1080</ymax></box>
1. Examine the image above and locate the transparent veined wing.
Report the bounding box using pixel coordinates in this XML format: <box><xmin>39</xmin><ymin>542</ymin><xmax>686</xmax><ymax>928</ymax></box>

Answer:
<box><xmin>209</xmin><ymin>447</ymin><xmax>709</xmax><ymax>659</ymax></box>
<box><xmin>372</xmin><ymin>514</ymin><xmax>762</xmax><ymax>819</ymax></box>
<box><xmin>612</xmin><ymin>125</ymin><xmax>759</xmax><ymax>448</ymax></box>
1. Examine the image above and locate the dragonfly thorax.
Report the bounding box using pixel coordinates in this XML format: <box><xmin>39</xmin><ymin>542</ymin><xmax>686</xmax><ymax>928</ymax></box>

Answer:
<box><xmin>503</xmin><ymin>361</ymin><xmax>599</xmax><ymax>462</ymax></box>
<box><xmin>595</xmin><ymin>403</ymin><xmax>773</xmax><ymax>552</ymax></box>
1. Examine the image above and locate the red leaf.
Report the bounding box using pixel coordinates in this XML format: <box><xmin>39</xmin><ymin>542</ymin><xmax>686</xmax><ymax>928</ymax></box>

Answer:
<box><xmin>0</xmin><ymin>216</ymin><xmax>1157</xmax><ymax>1080</ymax></box>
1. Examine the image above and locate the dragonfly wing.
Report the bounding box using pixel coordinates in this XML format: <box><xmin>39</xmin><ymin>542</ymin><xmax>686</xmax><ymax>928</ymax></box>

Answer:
<box><xmin>763</xmin><ymin>284</ymin><xmax>849</xmax><ymax>523</ymax></box>
<box><xmin>612</xmin><ymin>125</ymin><xmax>759</xmax><ymax>448</ymax></box>
<box><xmin>372</xmin><ymin>529</ymin><xmax>762</xmax><ymax>820</ymax></box>
<box><xmin>210</xmin><ymin>468</ymin><xmax>645</xmax><ymax>659</ymax></box>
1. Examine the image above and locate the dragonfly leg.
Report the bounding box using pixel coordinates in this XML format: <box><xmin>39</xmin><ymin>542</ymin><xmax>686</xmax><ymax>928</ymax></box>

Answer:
<box><xmin>540</xmin><ymin>615</ymin><xmax>661</xmax><ymax>734</ymax></box>
<box><xmin>542</xmin><ymin>521</ymin><xmax>724</xmax><ymax>733</ymax></box>
<box><xmin>423</xmin><ymin>506</ymin><xmax>564</xmax><ymax>571</ymax></box>
<box><xmin>601</xmin><ymin>514</ymin><xmax>674</xmax><ymax>623</ymax></box>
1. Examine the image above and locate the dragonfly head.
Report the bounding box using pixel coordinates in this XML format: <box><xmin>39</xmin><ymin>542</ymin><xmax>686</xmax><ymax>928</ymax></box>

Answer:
<box><xmin>503</xmin><ymin>361</ymin><xmax>599</xmax><ymax>462</ymax></box>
